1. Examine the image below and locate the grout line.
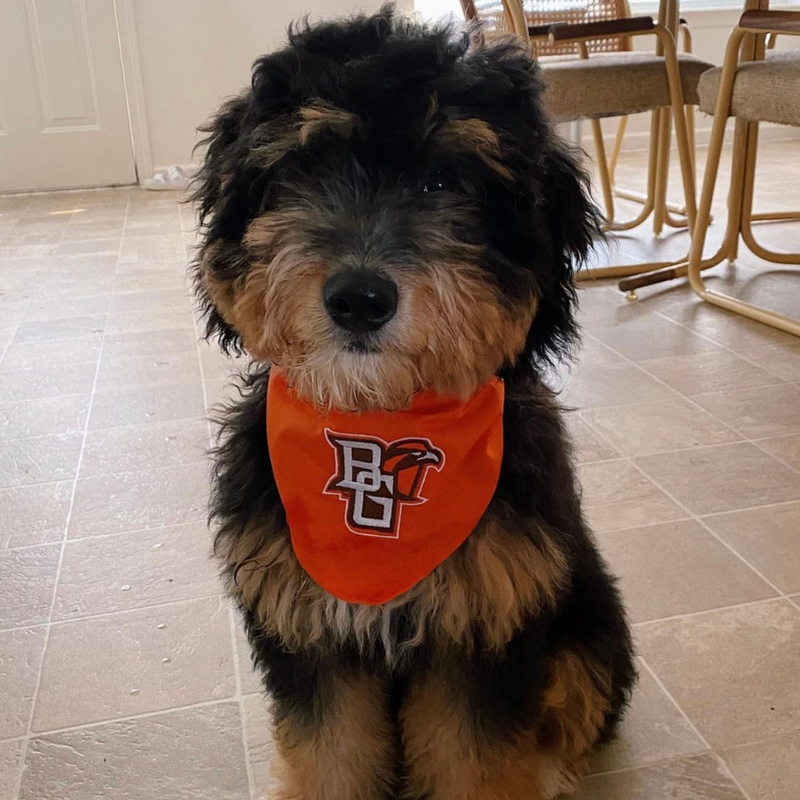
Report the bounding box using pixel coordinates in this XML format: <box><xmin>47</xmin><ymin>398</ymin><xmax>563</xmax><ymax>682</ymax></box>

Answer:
<box><xmin>9</xmin><ymin>560</ymin><xmax>787</xmax><ymax>634</ymax></box>
<box><xmin>584</xmin><ymin>344</ymin><xmax>758</xmax><ymax>445</ymax></box>
<box><xmin>719</xmin><ymin>339</ymin><xmax>798</xmax><ymax>376</ymax></box>
<box><xmin>11</xmin><ymin>191</ymin><xmax>128</xmax><ymax>800</ymax></box>
<box><xmin>0</xmin><ymin>203</ymin><xmax>79</xmax><ymax>370</ymax></box>
<box><xmin>0</xmin><ymin>621</ymin><xmax>49</xmax><ymax>635</ymax></box>
<box><xmin>714</xmin><ymin>752</ymin><xmax>757</xmax><ymax>800</ymax></box>
<box><xmin>641</xmin><ymin>303</ymin><xmax>794</xmax><ymax>376</ymax></box>
<box><xmin>0</xmin><ymin>414</ymin><xmax>210</xmax><ymax>442</ymax></box>
<box><xmin>179</xmin><ymin>199</ymin><xmax>257</xmax><ymax>799</ymax></box>
<box><xmin>586</xmin><ymin>742</ymin><xmax>725</xmax><ymax>779</ymax></box>
<box><xmin>18</xmin><ymin>696</ymin><xmax>239</xmax><ymax>741</ymax></box>
<box><xmin>749</xmin><ymin>437</ymin><xmax>800</xmax><ymax>479</ymax></box>
<box><xmin>579</xmin><ymin>437</ymin><xmax>746</xmax><ymax>463</ymax></box>
<box><xmin>1</xmin><ymin>593</ymin><xmax>225</xmax><ymax>635</ymax></box>
<box><xmin>585</xmin><ymin>489</ymin><xmax>800</xmax><ymax>533</ymax></box>
<box><xmin>584</xmin><ymin>516</ymin><xmax>694</xmax><ymax>536</ymax></box>
<box><xmin>0</xmin><ymin>592</ymin><xmax>223</xmax><ymax>635</ymax></box>
<box><xmin>81</xmin><ymin>408</ymin><xmax>206</xmax><ymax>436</ymax></box>
<box><xmin>637</xmin><ymin>656</ymin><xmax>713</xmax><ymax>747</ymax></box>
<box><xmin>12</xmin><ymin>194</ymin><xmax>112</xmax><ymax>798</ymax></box>
<box><xmin>1</xmin><ymin>516</ymin><xmax>210</xmax><ymax>553</ymax></box>
<box><xmin>698</xmin><ymin>496</ymin><xmax>800</xmax><ymax>519</ymax></box>
<box><xmin>626</xmin><ymin>455</ymin><xmax>788</xmax><ymax>599</ymax></box>
<box><xmin>717</xmin><ymin>728</ymin><xmax>800</xmax><ymax>757</ymax></box>
<box><xmin>586</xmin><ymin>753</ymin><xmax>712</xmax><ymax>780</ymax></box>
<box><xmin>240</xmin><ymin>708</ymin><xmax>259</xmax><ymax>800</ymax></box>
<box><xmin>46</xmin><ymin>592</ymin><xmax>225</xmax><ymax>628</ymax></box>
<box><xmin>228</xmin><ymin>602</ymin><xmax>256</xmax><ymax>800</ymax></box>
<box><xmin>632</xmin><ymin>595</ymin><xmax>787</xmax><ymax>628</ymax></box>
<box><xmin>577</xmin><ymin>430</ymin><xmax>800</xmax><ymax>467</ymax></box>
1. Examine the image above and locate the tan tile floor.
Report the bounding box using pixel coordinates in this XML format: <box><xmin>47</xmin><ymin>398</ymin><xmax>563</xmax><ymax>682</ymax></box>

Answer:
<box><xmin>1</xmin><ymin>139</ymin><xmax>799</xmax><ymax>799</ymax></box>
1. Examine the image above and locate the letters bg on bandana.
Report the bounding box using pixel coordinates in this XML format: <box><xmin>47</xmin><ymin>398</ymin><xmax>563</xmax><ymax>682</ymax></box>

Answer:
<box><xmin>324</xmin><ymin>431</ymin><xmax>445</xmax><ymax>538</ymax></box>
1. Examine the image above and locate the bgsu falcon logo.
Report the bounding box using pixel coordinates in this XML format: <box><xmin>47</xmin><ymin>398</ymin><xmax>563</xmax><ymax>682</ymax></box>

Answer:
<box><xmin>324</xmin><ymin>430</ymin><xmax>445</xmax><ymax>538</ymax></box>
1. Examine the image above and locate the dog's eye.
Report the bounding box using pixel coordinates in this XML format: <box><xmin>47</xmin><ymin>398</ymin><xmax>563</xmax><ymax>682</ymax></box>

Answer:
<box><xmin>422</xmin><ymin>171</ymin><xmax>455</xmax><ymax>193</ymax></box>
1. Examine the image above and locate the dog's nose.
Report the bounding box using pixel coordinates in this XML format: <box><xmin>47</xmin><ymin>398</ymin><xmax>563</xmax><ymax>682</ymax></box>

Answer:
<box><xmin>323</xmin><ymin>271</ymin><xmax>398</xmax><ymax>334</ymax></box>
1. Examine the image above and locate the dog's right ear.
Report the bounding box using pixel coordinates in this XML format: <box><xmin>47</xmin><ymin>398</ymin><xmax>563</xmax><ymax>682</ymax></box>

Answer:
<box><xmin>190</xmin><ymin>94</ymin><xmax>254</xmax><ymax>355</ymax></box>
<box><xmin>192</xmin><ymin>65</ymin><xmax>302</xmax><ymax>354</ymax></box>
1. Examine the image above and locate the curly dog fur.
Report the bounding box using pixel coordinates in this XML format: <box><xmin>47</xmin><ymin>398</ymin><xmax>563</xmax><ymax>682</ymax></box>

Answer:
<box><xmin>191</xmin><ymin>6</ymin><xmax>636</xmax><ymax>799</ymax></box>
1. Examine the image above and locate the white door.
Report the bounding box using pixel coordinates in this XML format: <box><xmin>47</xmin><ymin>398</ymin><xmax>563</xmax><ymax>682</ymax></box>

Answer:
<box><xmin>0</xmin><ymin>0</ymin><xmax>136</xmax><ymax>192</ymax></box>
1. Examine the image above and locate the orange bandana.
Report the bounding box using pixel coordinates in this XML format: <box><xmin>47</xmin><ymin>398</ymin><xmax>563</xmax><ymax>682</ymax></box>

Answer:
<box><xmin>267</xmin><ymin>370</ymin><xmax>504</xmax><ymax>605</ymax></box>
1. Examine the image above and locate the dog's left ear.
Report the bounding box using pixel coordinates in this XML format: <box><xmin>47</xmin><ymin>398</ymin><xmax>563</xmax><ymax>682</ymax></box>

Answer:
<box><xmin>470</xmin><ymin>40</ymin><xmax>600</xmax><ymax>371</ymax></box>
<box><xmin>522</xmin><ymin>140</ymin><xmax>599</xmax><ymax>367</ymax></box>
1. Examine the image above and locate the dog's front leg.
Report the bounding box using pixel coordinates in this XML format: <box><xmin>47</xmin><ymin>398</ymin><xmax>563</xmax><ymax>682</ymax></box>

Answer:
<box><xmin>271</xmin><ymin>669</ymin><xmax>397</xmax><ymax>800</ymax></box>
<box><xmin>400</xmin><ymin>651</ymin><xmax>601</xmax><ymax>800</ymax></box>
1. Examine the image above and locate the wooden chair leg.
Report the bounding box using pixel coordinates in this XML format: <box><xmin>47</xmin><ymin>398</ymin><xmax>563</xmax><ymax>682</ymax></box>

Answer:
<box><xmin>610</xmin><ymin>111</ymin><xmax>690</xmax><ymax>223</ymax></box>
<box><xmin>608</xmin><ymin>115</ymin><xmax>628</xmax><ymax>185</ymax></box>
<box><xmin>573</xmin><ymin>23</ymin><xmax>700</xmax><ymax>282</ymax></box>
<box><xmin>658</xmin><ymin>26</ymin><xmax>697</xmax><ymax>230</ymax></box>
<box><xmin>665</xmin><ymin>206</ymin><xmax>690</xmax><ymax>229</ymax></box>
<box><xmin>751</xmin><ymin>211</ymin><xmax>800</xmax><ymax>221</ymax></box>
<box><xmin>617</xmin><ymin>20</ymin><xmax>697</xmax><ymax>219</ymax></box>
<box><xmin>687</xmin><ymin>27</ymin><xmax>800</xmax><ymax>336</ymax></box>
<box><xmin>680</xmin><ymin>21</ymin><xmax>698</xmax><ymax>178</ymax></box>
<box><xmin>686</xmin><ymin>104</ymin><xmax>697</xmax><ymax>179</ymax></box>
<box><xmin>592</xmin><ymin>118</ymin><xmax>617</xmax><ymax>222</ymax></box>
<box><xmin>739</xmin><ymin>121</ymin><xmax>800</xmax><ymax>264</ymax></box>
<box><xmin>601</xmin><ymin>114</ymin><xmax>659</xmax><ymax>234</ymax></box>
<box><xmin>579</xmin><ymin>28</ymin><xmax>700</xmax><ymax>283</ymax></box>
<box><xmin>652</xmin><ymin>108</ymin><xmax>671</xmax><ymax>235</ymax></box>
<box><xmin>589</xmin><ymin>108</ymin><xmax>673</xmax><ymax>234</ymax></box>
<box><xmin>578</xmin><ymin>41</ymin><xmax>616</xmax><ymax>225</ymax></box>
<box><xmin>619</xmin><ymin>116</ymin><xmax>750</xmax><ymax>292</ymax></box>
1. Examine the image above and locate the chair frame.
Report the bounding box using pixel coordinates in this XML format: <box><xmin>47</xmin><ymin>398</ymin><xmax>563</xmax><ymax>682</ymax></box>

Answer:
<box><xmin>619</xmin><ymin>5</ymin><xmax>800</xmax><ymax>337</ymax></box>
<box><xmin>518</xmin><ymin>1</ymin><xmax>696</xmax><ymax>235</ymax></box>
<box><xmin>461</xmin><ymin>0</ymin><xmax>700</xmax><ymax>280</ymax></box>
<box><xmin>686</xmin><ymin>7</ymin><xmax>800</xmax><ymax>335</ymax></box>
<box><xmin>519</xmin><ymin>0</ymin><xmax>640</xmax><ymax>229</ymax></box>
<box><xmin>531</xmin><ymin>6</ymin><xmax>699</xmax><ymax>279</ymax></box>
<box><xmin>606</xmin><ymin>19</ymin><xmax>697</xmax><ymax>232</ymax></box>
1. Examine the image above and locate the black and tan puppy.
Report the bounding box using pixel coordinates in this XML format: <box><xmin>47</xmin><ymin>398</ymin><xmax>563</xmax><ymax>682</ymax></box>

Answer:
<box><xmin>192</xmin><ymin>6</ymin><xmax>635</xmax><ymax>799</ymax></box>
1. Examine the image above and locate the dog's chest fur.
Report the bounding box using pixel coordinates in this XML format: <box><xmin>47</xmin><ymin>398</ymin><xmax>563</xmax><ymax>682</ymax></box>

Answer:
<box><xmin>211</xmin><ymin>367</ymin><xmax>581</xmax><ymax>663</ymax></box>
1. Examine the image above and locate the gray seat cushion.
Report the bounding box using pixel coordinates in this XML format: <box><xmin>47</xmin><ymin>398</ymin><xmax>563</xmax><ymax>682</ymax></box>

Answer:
<box><xmin>698</xmin><ymin>49</ymin><xmax>800</xmax><ymax>127</ymax></box>
<box><xmin>541</xmin><ymin>51</ymin><xmax>715</xmax><ymax>122</ymax></box>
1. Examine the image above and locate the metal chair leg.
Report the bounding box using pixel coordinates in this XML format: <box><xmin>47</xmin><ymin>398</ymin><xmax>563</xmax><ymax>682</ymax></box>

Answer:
<box><xmin>608</xmin><ymin>115</ymin><xmax>628</xmax><ymax>183</ymax></box>
<box><xmin>652</xmin><ymin>108</ymin><xmax>671</xmax><ymax>235</ymax></box>
<box><xmin>617</xmin><ymin>116</ymin><xmax>750</xmax><ymax>292</ymax></box>
<box><xmin>687</xmin><ymin>26</ymin><xmax>800</xmax><ymax>336</ymax></box>
<box><xmin>656</xmin><ymin>26</ymin><xmax>697</xmax><ymax>231</ymax></box>
<box><xmin>739</xmin><ymin>121</ymin><xmax>800</xmax><ymax>264</ymax></box>
<box><xmin>592</xmin><ymin>118</ymin><xmax>617</xmax><ymax>222</ymax></box>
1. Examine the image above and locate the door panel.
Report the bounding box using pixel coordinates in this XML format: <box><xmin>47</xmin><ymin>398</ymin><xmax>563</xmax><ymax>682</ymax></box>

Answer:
<box><xmin>26</xmin><ymin>0</ymin><xmax>101</xmax><ymax>131</ymax></box>
<box><xmin>0</xmin><ymin>0</ymin><xmax>137</xmax><ymax>192</ymax></box>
